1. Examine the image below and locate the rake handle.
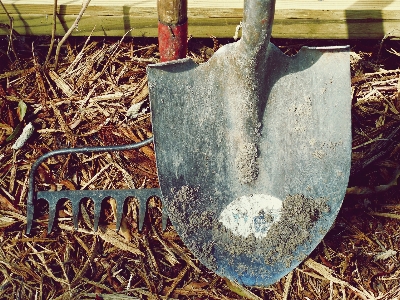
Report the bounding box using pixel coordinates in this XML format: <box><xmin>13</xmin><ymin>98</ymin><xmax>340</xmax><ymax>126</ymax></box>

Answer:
<box><xmin>157</xmin><ymin>0</ymin><xmax>188</xmax><ymax>62</ymax></box>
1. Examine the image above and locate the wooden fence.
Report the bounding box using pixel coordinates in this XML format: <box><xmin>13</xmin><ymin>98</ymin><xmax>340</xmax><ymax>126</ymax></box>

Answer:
<box><xmin>1</xmin><ymin>0</ymin><xmax>400</xmax><ymax>39</ymax></box>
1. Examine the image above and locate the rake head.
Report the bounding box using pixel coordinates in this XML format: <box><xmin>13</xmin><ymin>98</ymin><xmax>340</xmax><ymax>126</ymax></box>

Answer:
<box><xmin>26</xmin><ymin>138</ymin><xmax>166</xmax><ymax>234</ymax></box>
<box><xmin>30</xmin><ymin>188</ymin><xmax>165</xmax><ymax>234</ymax></box>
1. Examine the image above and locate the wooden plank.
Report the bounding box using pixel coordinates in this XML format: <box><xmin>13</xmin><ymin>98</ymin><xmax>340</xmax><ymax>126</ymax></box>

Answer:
<box><xmin>0</xmin><ymin>0</ymin><xmax>400</xmax><ymax>39</ymax></box>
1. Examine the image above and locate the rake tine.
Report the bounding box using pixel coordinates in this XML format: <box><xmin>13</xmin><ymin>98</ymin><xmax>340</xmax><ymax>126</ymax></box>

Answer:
<box><xmin>47</xmin><ymin>199</ymin><xmax>58</xmax><ymax>233</ymax></box>
<box><xmin>43</xmin><ymin>194</ymin><xmax>61</xmax><ymax>233</ymax></box>
<box><xmin>136</xmin><ymin>188</ymin><xmax>164</xmax><ymax>231</ymax></box>
<box><xmin>33</xmin><ymin>190</ymin><xmax>165</xmax><ymax>233</ymax></box>
<box><xmin>115</xmin><ymin>196</ymin><xmax>125</xmax><ymax>232</ymax></box>
<box><xmin>36</xmin><ymin>192</ymin><xmax>64</xmax><ymax>233</ymax></box>
<box><xmin>162</xmin><ymin>205</ymin><xmax>168</xmax><ymax>231</ymax></box>
<box><xmin>93</xmin><ymin>195</ymin><xmax>104</xmax><ymax>232</ymax></box>
<box><xmin>138</xmin><ymin>196</ymin><xmax>147</xmax><ymax>232</ymax></box>
<box><xmin>70</xmin><ymin>198</ymin><xmax>81</xmax><ymax>230</ymax></box>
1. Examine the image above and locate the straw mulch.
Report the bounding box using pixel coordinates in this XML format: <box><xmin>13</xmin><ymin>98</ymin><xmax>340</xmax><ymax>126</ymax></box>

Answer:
<box><xmin>0</xmin><ymin>32</ymin><xmax>399</xmax><ymax>299</ymax></box>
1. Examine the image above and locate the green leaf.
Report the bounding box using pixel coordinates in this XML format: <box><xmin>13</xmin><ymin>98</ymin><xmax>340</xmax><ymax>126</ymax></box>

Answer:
<box><xmin>17</xmin><ymin>100</ymin><xmax>27</xmax><ymax>121</ymax></box>
<box><xmin>6</xmin><ymin>123</ymin><xmax>23</xmax><ymax>142</ymax></box>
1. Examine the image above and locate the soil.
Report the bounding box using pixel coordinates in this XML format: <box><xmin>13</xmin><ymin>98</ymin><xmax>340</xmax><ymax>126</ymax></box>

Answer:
<box><xmin>234</xmin><ymin>142</ymin><xmax>259</xmax><ymax>183</ymax></box>
<box><xmin>213</xmin><ymin>194</ymin><xmax>330</xmax><ymax>271</ymax></box>
<box><xmin>168</xmin><ymin>186</ymin><xmax>218</xmax><ymax>269</ymax></box>
<box><xmin>215</xmin><ymin>42</ymin><xmax>264</xmax><ymax>184</ymax></box>
<box><xmin>168</xmin><ymin>182</ymin><xmax>331</xmax><ymax>282</ymax></box>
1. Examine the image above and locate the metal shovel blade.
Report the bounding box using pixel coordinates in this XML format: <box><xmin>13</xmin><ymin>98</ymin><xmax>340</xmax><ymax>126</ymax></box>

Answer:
<box><xmin>148</xmin><ymin>0</ymin><xmax>351</xmax><ymax>286</ymax></box>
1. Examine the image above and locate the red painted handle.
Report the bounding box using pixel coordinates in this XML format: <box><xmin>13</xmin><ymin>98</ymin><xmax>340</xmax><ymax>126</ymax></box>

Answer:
<box><xmin>158</xmin><ymin>21</ymin><xmax>188</xmax><ymax>62</ymax></box>
<box><xmin>157</xmin><ymin>0</ymin><xmax>188</xmax><ymax>62</ymax></box>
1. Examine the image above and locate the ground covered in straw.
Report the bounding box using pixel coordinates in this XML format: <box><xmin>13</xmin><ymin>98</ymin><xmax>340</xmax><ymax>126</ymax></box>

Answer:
<box><xmin>0</xmin><ymin>34</ymin><xmax>399</xmax><ymax>299</ymax></box>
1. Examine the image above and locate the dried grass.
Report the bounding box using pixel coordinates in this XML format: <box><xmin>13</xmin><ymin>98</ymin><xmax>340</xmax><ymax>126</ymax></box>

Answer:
<box><xmin>0</xmin><ymin>32</ymin><xmax>399</xmax><ymax>299</ymax></box>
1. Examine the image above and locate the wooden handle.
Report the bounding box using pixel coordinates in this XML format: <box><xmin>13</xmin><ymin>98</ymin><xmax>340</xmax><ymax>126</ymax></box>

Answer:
<box><xmin>157</xmin><ymin>0</ymin><xmax>187</xmax><ymax>25</ymax></box>
<box><xmin>157</xmin><ymin>0</ymin><xmax>188</xmax><ymax>62</ymax></box>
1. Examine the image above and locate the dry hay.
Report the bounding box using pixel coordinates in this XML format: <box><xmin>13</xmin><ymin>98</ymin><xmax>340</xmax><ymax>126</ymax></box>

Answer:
<box><xmin>0</xmin><ymin>31</ymin><xmax>399</xmax><ymax>299</ymax></box>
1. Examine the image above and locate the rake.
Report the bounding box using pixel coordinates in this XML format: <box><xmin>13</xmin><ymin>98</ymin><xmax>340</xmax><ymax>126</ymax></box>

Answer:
<box><xmin>26</xmin><ymin>138</ymin><xmax>167</xmax><ymax>234</ymax></box>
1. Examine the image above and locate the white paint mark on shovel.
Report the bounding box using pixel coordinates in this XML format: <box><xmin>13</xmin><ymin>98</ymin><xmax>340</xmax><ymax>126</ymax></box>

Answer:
<box><xmin>219</xmin><ymin>194</ymin><xmax>282</xmax><ymax>239</ymax></box>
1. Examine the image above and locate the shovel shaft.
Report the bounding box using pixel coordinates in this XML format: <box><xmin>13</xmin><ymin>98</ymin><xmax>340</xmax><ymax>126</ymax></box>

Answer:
<box><xmin>240</xmin><ymin>0</ymin><xmax>275</xmax><ymax>57</ymax></box>
<box><xmin>158</xmin><ymin>0</ymin><xmax>188</xmax><ymax>62</ymax></box>
<box><xmin>158</xmin><ymin>22</ymin><xmax>188</xmax><ymax>62</ymax></box>
<box><xmin>157</xmin><ymin>0</ymin><xmax>187</xmax><ymax>24</ymax></box>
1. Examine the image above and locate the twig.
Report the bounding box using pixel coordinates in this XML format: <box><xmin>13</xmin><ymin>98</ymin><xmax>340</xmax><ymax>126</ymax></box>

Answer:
<box><xmin>304</xmin><ymin>258</ymin><xmax>375</xmax><ymax>300</ymax></box>
<box><xmin>26</xmin><ymin>242</ymin><xmax>70</xmax><ymax>285</ymax></box>
<box><xmin>8</xmin><ymin>150</ymin><xmax>17</xmax><ymax>194</ymax></box>
<box><xmin>0</xmin><ymin>0</ymin><xmax>19</xmax><ymax>63</ymax></box>
<box><xmin>351</xmin><ymin>125</ymin><xmax>400</xmax><ymax>175</ymax></box>
<box><xmin>62</xmin><ymin>27</ymin><xmax>96</xmax><ymax>76</ymax></box>
<box><xmin>163</xmin><ymin>266</ymin><xmax>189</xmax><ymax>298</ymax></box>
<box><xmin>45</xmin><ymin>0</ymin><xmax>58</xmax><ymax>66</ymax></box>
<box><xmin>377</xmin><ymin>30</ymin><xmax>396</xmax><ymax>63</ymax></box>
<box><xmin>58</xmin><ymin>224</ymin><xmax>144</xmax><ymax>256</ymax></box>
<box><xmin>80</xmin><ymin>163</ymin><xmax>112</xmax><ymax>190</ymax></box>
<box><xmin>369</xmin><ymin>212</ymin><xmax>400</xmax><ymax>220</ymax></box>
<box><xmin>54</xmin><ymin>0</ymin><xmax>92</xmax><ymax>70</ymax></box>
<box><xmin>71</xmin><ymin>236</ymin><xmax>98</xmax><ymax>288</ymax></box>
<box><xmin>224</xmin><ymin>278</ymin><xmax>262</xmax><ymax>300</ymax></box>
<box><xmin>282</xmin><ymin>271</ymin><xmax>293</xmax><ymax>300</ymax></box>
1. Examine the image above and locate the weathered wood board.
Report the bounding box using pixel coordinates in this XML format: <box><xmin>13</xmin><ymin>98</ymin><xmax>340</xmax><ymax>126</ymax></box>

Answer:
<box><xmin>1</xmin><ymin>0</ymin><xmax>400</xmax><ymax>39</ymax></box>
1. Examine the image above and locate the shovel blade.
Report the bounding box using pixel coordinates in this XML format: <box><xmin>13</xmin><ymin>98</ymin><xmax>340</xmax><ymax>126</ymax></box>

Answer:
<box><xmin>148</xmin><ymin>43</ymin><xmax>351</xmax><ymax>286</ymax></box>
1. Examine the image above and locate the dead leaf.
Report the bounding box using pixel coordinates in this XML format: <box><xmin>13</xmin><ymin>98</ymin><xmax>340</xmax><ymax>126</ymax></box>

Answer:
<box><xmin>0</xmin><ymin>216</ymin><xmax>19</xmax><ymax>228</ymax></box>
<box><xmin>126</xmin><ymin>101</ymin><xmax>144</xmax><ymax>119</ymax></box>
<box><xmin>60</xmin><ymin>179</ymin><xmax>76</xmax><ymax>190</ymax></box>
<box><xmin>375</xmin><ymin>249</ymin><xmax>397</xmax><ymax>261</ymax></box>
<box><xmin>0</xmin><ymin>123</ymin><xmax>13</xmax><ymax>135</ymax></box>
<box><xmin>0</xmin><ymin>194</ymin><xmax>18</xmax><ymax>212</ymax></box>
<box><xmin>118</xmin><ymin>217</ymin><xmax>132</xmax><ymax>242</ymax></box>
<box><xmin>224</xmin><ymin>277</ymin><xmax>262</xmax><ymax>300</ymax></box>
<box><xmin>12</xmin><ymin>122</ymin><xmax>34</xmax><ymax>150</ymax></box>
<box><xmin>0</xmin><ymin>85</ymin><xmax>6</xmax><ymax>97</ymax></box>
<box><xmin>6</xmin><ymin>86</ymin><xmax>18</xmax><ymax>97</ymax></box>
<box><xmin>181</xmin><ymin>281</ymin><xmax>209</xmax><ymax>290</ymax></box>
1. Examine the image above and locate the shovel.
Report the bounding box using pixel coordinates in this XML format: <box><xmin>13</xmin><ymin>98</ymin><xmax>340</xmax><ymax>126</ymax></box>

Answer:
<box><xmin>147</xmin><ymin>0</ymin><xmax>351</xmax><ymax>286</ymax></box>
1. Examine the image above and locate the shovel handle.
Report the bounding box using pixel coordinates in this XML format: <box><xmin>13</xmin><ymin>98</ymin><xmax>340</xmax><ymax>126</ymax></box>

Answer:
<box><xmin>240</xmin><ymin>0</ymin><xmax>276</xmax><ymax>56</ymax></box>
<box><xmin>158</xmin><ymin>0</ymin><xmax>188</xmax><ymax>62</ymax></box>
